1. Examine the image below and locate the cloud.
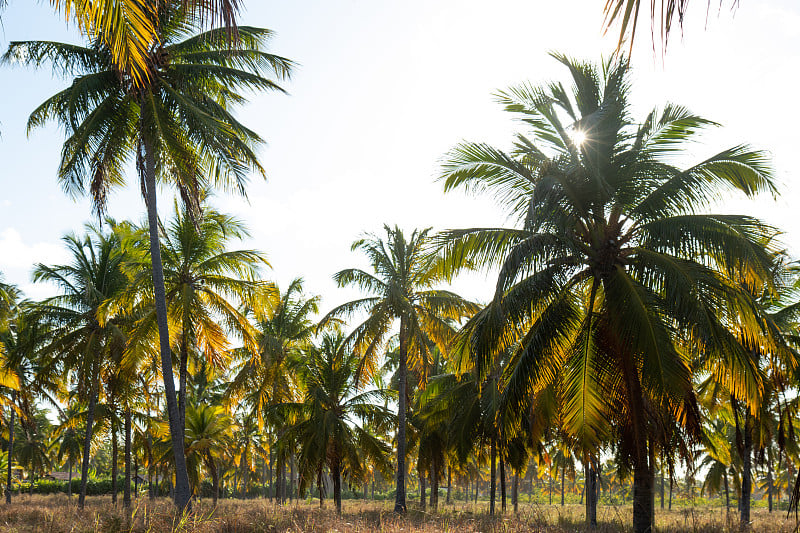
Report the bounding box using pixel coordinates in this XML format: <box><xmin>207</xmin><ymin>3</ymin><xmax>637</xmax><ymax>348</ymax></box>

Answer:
<box><xmin>0</xmin><ymin>228</ymin><xmax>69</xmax><ymax>299</ymax></box>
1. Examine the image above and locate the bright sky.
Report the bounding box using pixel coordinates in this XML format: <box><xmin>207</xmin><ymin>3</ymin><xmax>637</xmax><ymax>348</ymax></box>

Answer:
<box><xmin>0</xmin><ymin>0</ymin><xmax>798</xmax><ymax>314</ymax></box>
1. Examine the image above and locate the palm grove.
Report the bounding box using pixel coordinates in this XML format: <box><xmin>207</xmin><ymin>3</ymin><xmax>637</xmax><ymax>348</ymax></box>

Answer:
<box><xmin>0</xmin><ymin>4</ymin><xmax>796</xmax><ymax>533</ymax></box>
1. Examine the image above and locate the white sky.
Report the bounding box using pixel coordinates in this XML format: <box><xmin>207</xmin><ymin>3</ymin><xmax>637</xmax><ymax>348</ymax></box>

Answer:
<box><xmin>0</xmin><ymin>0</ymin><xmax>798</xmax><ymax>314</ymax></box>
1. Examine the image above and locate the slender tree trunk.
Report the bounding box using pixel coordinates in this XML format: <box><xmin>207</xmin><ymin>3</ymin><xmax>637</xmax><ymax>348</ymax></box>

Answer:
<box><xmin>268</xmin><ymin>450</ymin><xmax>273</xmax><ymax>502</ymax></box>
<box><xmin>649</xmin><ymin>439</ymin><xmax>656</xmax><ymax>533</ymax></box>
<box><xmin>318</xmin><ymin>467</ymin><xmax>323</xmax><ymax>508</ymax></box>
<box><xmin>561</xmin><ymin>465</ymin><xmax>566</xmax><ymax>506</ymax></box>
<box><xmin>111</xmin><ymin>422</ymin><xmax>118</xmax><ymax>504</ymax></box>
<box><xmin>500</xmin><ymin>458</ymin><xmax>506</xmax><ymax>513</ymax></box>
<box><xmin>660</xmin><ymin>464</ymin><xmax>665</xmax><ymax>510</ymax></box>
<box><xmin>142</xmin><ymin>136</ymin><xmax>192</xmax><ymax>512</ymax></box>
<box><xmin>490</xmin><ymin>439</ymin><xmax>496</xmax><ymax>516</ymax></box>
<box><xmin>513</xmin><ymin>472</ymin><xmax>519</xmax><ymax>514</ymax></box>
<box><xmin>668</xmin><ymin>476</ymin><xmax>673</xmax><ymax>510</ymax></box>
<box><xmin>446</xmin><ymin>467</ymin><xmax>451</xmax><ymax>505</ymax></box>
<box><xmin>394</xmin><ymin>319</ymin><xmax>408</xmax><ymax>513</ymax></box>
<box><xmin>290</xmin><ymin>454</ymin><xmax>295</xmax><ymax>502</ymax></box>
<box><xmin>419</xmin><ymin>464</ymin><xmax>426</xmax><ymax>510</ymax></box>
<box><xmin>134</xmin><ymin>458</ymin><xmax>138</xmax><ymax>497</ymax></box>
<box><xmin>767</xmin><ymin>455</ymin><xmax>774</xmax><ymax>513</ymax></box>
<box><xmin>68</xmin><ymin>460</ymin><xmax>73</xmax><ymax>499</ymax></box>
<box><xmin>123</xmin><ymin>408</ymin><xmax>132</xmax><ymax>508</ymax></box>
<box><xmin>740</xmin><ymin>413</ymin><xmax>752</xmax><ymax>524</ymax></box>
<box><xmin>78</xmin><ymin>367</ymin><xmax>99</xmax><ymax>510</ymax></box>
<box><xmin>5</xmin><ymin>404</ymin><xmax>13</xmax><ymax>504</ymax></box>
<box><xmin>549</xmin><ymin>470</ymin><xmax>553</xmax><ymax>505</ymax></box>
<box><xmin>585</xmin><ymin>461</ymin><xmax>597</xmax><ymax>529</ymax></box>
<box><xmin>333</xmin><ymin>459</ymin><xmax>342</xmax><ymax>516</ymax></box>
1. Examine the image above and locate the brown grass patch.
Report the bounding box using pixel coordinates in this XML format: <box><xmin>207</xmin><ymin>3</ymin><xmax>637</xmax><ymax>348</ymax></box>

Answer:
<box><xmin>0</xmin><ymin>494</ymin><xmax>794</xmax><ymax>532</ymax></box>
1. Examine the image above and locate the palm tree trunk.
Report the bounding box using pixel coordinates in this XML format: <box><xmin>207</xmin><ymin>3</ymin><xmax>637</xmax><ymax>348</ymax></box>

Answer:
<box><xmin>740</xmin><ymin>413</ymin><xmax>752</xmax><ymax>524</ymax></box>
<box><xmin>419</xmin><ymin>464</ymin><xmax>426</xmax><ymax>510</ymax></box>
<box><xmin>500</xmin><ymin>458</ymin><xmax>506</xmax><ymax>513</ymax></box>
<box><xmin>394</xmin><ymin>319</ymin><xmax>408</xmax><ymax>513</ymax></box>
<box><xmin>142</xmin><ymin>137</ymin><xmax>192</xmax><ymax>512</ymax></box>
<box><xmin>210</xmin><ymin>460</ymin><xmax>219</xmax><ymax>506</ymax></box>
<box><xmin>561</xmin><ymin>465</ymin><xmax>566</xmax><ymax>506</ymax></box>
<box><xmin>78</xmin><ymin>367</ymin><xmax>99</xmax><ymax>510</ymax></box>
<box><xmin>432</xmin><ymin>455</ymin><xmax>439</xmax><ymax>511</ymax></box>
<box><xmin>489</xmin><ymin>439</ymin><xmax>496</xmax><ymax>516</ymax></box>
<box><xmin>446</xmin><ymin>466</ymin><xmax>451</xmax><ymax>505</ymax></box>
<box><xmin>668</xmin><ymin>476</ymin><xmax>672</xmax><ymax>510</ymax></box>
<box><xmin>660</xmin><ymin>463</ymin><xmax>665</xmax><ymax>510</ymax></box>
<box><xmin>5</xmin><ymin>403</ymin><xmax>13</xmax><ymax>504</ymax></box>
<box><xmin>68</xmin><ymin>460</ymin><xmax>73</xmax><ymax>499</ymax></box>
<box><xmin>123</xmin><ymin>407</ymin><xmax>132</xmax><ymax>508</ymax></box>
<box><xmin>585</xmin><ymin>460</ymin><xmax>597</xmax><ymax>529</ymax></box>
<box><xmin>767</xmin><ymin>454</ymin><xmax>774</xmax><ymax>512</ymax></box>
<box><xmin>111</xmin><ymin>422</ymin><xmax>118</xmax><ymax>504</ymax></box>
<box><xmin>318</xmin><ymin>467</ymin><xmax>323</xmax><ymax>508</ymax></box>
<box><xmin>333</xmin><ymin>459</ymin><xmax>342</xmax><ymax>515</ymax></box>
<box><xmin>513</xmin><ymin>472</ymin><xmax>519</xmax><ymax>514</ymax></box>
<box><xmin>620</xmin><ymin>350</ymin><xmax>652</xmax><ymax>533</ymax></box>
<box><xmin>290</xmin><ymin>454</ymin><xmax>295</xmax><ymax>502</ymax></box>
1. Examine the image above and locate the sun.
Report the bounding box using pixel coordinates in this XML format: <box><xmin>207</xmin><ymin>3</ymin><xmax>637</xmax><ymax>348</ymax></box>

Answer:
<box><xmin>571</xmin><ymin>129</ymin><xmax>587</xmax><ymax>146</ymax></box>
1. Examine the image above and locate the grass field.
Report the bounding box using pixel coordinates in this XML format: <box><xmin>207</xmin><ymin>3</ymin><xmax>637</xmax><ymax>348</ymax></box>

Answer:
<box><xmin>0</xmin><ymin>495</ymin><xmax>795</xmax><ymax>532</ymax></box>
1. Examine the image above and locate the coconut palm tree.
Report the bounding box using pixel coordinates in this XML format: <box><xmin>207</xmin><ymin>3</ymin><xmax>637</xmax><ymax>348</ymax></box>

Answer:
<box><xmin>8</xmin><ymin>4</ymin><xmax>292</xmax><ymax>510</ymax></box>
<box><xmin>33</xmin><ymin>227</ymin><xmax>128</xmax><ymax>509</ymax></box>
<box><xmin>54</xmin><ymin>406</ymin><xmax>84</xmax><ymax>499</ymax></box>
<box><xmin>110</xmin><ymin>205</ymin><xmax>266</xmax><ymax>444</ymax></box>
<box><xmin>321</xmin><ymin>225</ymin><xmax>479</xmax><ymax>513</ymax></box>
<box><xmin>184</xmin><ymin>403</ymin><xmax>232</xmax><ymax>504</ymax></box>
<box><xmin>275</xmin><ymin>330</ymin><xmax>395</xmax><ymax>515</ymax></box>
<box><xmin>437</xmin><ymin>54</ymin><xmax>778</xmax><ymax>532</ymax></box>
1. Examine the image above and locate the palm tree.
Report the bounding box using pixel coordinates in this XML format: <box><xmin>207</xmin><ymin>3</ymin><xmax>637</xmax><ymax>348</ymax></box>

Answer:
<box><xmin>437</xmin><ymin>54</ymin><xmax>778</xmax><ymax>532</ymax></box>
<box><xmin>33</xmin><ymin>227</ymin><xmax>128</xmax><ymax>509</ymax></box>
<box><xmin>276</xmin><ymin>330</ymin><xmax>395</xmax><ymax>515</ymax></box>
<box><xmin>228</xmin><ymin>278</ymin><xmax>319</xmax><ymax>502</ymax></box>
<box><xmin>9</xmin><ymin>4</ymin><xmax>292</xmax><ymax>511</ymax></box>
<box><xmin>184</xmin><ymin>403</ymin><xmax>232</xmax><ymax>504</ymax></box>
<box><xmin>321</xmin><ymin>225</ymin><xmax>479</xmax><ymax>513</ymax></box>
<box><xmin>54</xmin><ymin>406</ymin><xmax>84</xmax><ymax>499</ymax></box>
<box><xmin>111</xmin><ymin>205</ymin><xmax>266</xmax><ymax>444</ymax></box>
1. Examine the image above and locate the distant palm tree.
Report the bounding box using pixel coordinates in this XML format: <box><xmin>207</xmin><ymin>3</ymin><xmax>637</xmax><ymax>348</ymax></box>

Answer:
<box><xmin>184</xmin><ymin>403</ymin><xmax>232</xmax><ymax>504</ymax></box>
<box><xmin>322</xmin><ymin>225</ymin><xmax>479</xmax><ymax>513</ymax></box>
<box><xmin>9</xmin><ymin>7</ymin><xmax>292</xmax><ymax>508</ymax></box>
<box><xmin>54</xmin><ymin>406</ymin><xmax>84</xmax><ymax>499</ymax></box>
<box><xmin>438</xmin><ymin>54</ymin><xmax>778</xmax><ymax>532</ymax></box>
<box><xmin>33</xmin><ymin>227</ymin><xmax>128</xmax><ymax>509</ymax></box>
<box><xmin>276</xmin><ymin>330</ymin><xmax>395</xmax><ymax>514</ymax></box>
<box><xmin>228</xmin><ymin>277</ymin><xmax>318</xmax><ymax>503</ymax></box>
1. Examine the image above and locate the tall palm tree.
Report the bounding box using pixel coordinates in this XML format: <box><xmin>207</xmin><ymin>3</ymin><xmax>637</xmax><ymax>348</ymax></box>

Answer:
<box><xmin>8</xmin><ymin>4</ymin><xmax>292</xmax><ymax>511</ymax></box>
<box><xmin>276</xmin><ymin>330</ymin><xmax>395</xmax><ymax>515</ymax></box>
<box><xmin>321</xmin><ymin>225</ymin><xmax>479</xmax><ymax>513</ymax></box>
<box><xmin>33</xmin><ymin>227</ymin><xmax>128</xmax><ymax>509</ymax></box>
<box><xmin>437</xmin><ymin>54</ymin><xmax>778</xmax><ymax>532</ymax></box>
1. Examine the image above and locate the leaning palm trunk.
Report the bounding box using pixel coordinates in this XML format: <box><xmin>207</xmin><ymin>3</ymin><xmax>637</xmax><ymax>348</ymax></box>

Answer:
<box><xmin>394</xmin><ymin>321</ymin><xmax>408</xmax><ymax>513</ymax></box>
<box><xmin>78</xmin><ymin>367</ymin><xmax>99</xmax><ymax>510</ymax></box>
<box><xmin>142</xmin><ymin>137</ymin><xmax>192</xmax><ymax>512</ymax></box>
<box><xmin>5</xmin><ymin>401</ymin><xmax>13</xmax><ymax>504</ymax></box>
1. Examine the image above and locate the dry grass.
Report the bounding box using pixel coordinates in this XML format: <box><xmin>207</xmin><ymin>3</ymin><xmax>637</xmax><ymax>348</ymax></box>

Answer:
<box><xmin>0</xmin><ymin>495</ymin><xmax>795</xmax><ymax>532</ymax></box>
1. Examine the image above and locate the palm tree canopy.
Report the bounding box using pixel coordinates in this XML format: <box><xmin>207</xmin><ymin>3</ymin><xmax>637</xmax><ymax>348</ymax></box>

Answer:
<box><xmin>4</xmin><ymin>4</ymin><xmax>293</xmax><ymax>219</ymax></box>
<box><xmin>438</xmin><ymin>53</ymin><xmax>779</xmax><ymax>457</ymax></box>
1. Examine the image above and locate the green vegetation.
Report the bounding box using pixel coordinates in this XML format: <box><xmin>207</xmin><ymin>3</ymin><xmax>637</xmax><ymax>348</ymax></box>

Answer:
<box><xmin>0</xmin><ymin>1</ymin><xmax>794</xmax><ymax>533</ymax></box>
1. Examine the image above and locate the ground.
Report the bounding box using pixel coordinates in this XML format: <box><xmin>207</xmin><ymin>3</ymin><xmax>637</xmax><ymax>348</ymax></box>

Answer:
<box><xmin>0</xmin><ymin>495</ymin><xmax>795</xmax><ymax>532</ymax></box>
